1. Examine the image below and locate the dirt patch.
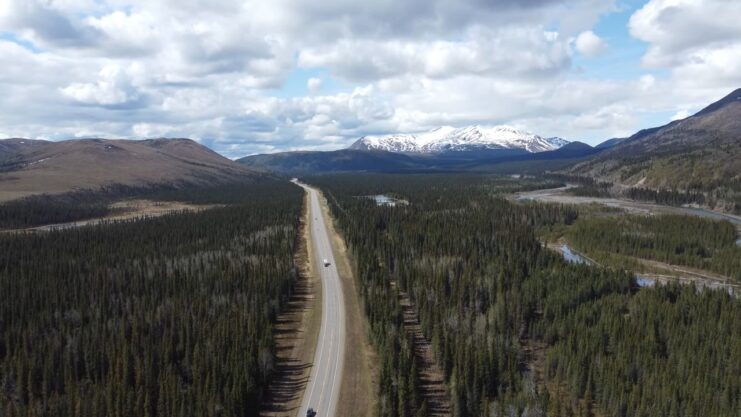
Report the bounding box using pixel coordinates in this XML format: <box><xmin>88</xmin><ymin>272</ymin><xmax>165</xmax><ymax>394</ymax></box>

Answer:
<box><xmin>317</xmin><ymin>191</ymin><xmax>378</xmax><ymax>417</ymax></box>
<box><xmin>261</xmin><ymin>192</ymin><xmax>323</xmax><ymax>416</ymax></box>
<box><xmin>7</xmin><ymin>199</ymin><xmax>219</xmax><ymax>233</ymax></box>
<box><xmin>398</xmin><ymin>288</ymin><xmax>451</xmax><ymax>416</ymax></box>
<box><xmin>520</xmin><ymin>336</ymin><xmax>548</xmax><ymax>395</ymax></box>
<box><xmin>632</xmin><ymin>258</ymin><xmax>740</xmax><ymax>293</ymax></box>
<box><xmin>0</xmin><ymin>190</ymin><xmax>38</xmax><ymax>203</ymax></box>
<box><xmin>522</xmin><ymin>337</ymin><xmax>608</xmax><ymax>417</ymax></box>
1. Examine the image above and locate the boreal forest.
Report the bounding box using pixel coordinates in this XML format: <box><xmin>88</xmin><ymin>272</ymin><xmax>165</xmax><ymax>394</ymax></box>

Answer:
<box><xmin>307</xmin><ymin>173</ymin><xmax>741</xmax><ymax>417</ymax></box>
<box><xmin>1</xmin><ymin>181</ymin><xmax>303</xmax><ymax>417</ymax></box>
<box><xmin>1</xmin><ymin>173</ymin><xmax>739</xmax><ymax>417</ymax></box>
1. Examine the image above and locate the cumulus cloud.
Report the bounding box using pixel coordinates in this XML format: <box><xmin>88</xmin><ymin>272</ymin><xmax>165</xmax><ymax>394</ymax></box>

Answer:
<box><xmin>307</xmin><ymin>77</ymin><xmax>322</xmax><ymax>93</ymax></box>
<box><xmin>299</xmin><ymin>27</ymin><xmax>572</xmax><ymax>82</ymax></box>
<box><xmin>671</xmin><ymin>109</ymin><xmax>691</xmax><ymax>121</ymax></box>
<box><xmin>0</xmin><ymin>0</ymin><xmax>101</xmax><ymax>48</ymax></box>
<box><xmin>629</xmin><ymin>0</ymin><xmax>741</xmax><ymax>67</ymax></box>
<box><xmin>627</xmin><ymin>0</ymin><xmax>741</xmax><ymax>102</ymax></box>
<box><xmin>0</xmin><ymin>0</ymin><xmax>739</xmax><ymax>157</ymax></box>
<box><xmin>575</xmin><ymin>30</ymin><xmax>607</xmax><ymax>57</ymax></box>
<box><xmin>61</xmin><ymin>65</ymin><xmax>144</xmax><ymax>107</ymax></box>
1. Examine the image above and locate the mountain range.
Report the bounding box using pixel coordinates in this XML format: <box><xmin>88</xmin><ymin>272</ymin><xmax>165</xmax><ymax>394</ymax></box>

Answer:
<box><xmin>238</xmin><ymin>125</ymin><xmax>582</xmax><ymax>174</ymax></box>
<box><xmin>350</xmin><ymin>125</ymin><xmax>569</xmax><ymax>153</ymax></box>
<box><xmin>0</xmin><ymin>138</ymin><xmax>257</xmax><ymax>202</ymax></box>
<box><xmin>239</xmin><ymin>88</ymin><xmax>740</xmax><ymax>196</ymax></box>
<box><xmin>1</xmin><ymin>89</ymin><xmax>738</xmax><ymax>210</ymax></box>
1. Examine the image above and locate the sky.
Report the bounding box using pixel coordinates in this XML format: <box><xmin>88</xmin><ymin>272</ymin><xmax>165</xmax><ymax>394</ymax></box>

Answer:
<box><xmin>0</xmin><ymin>0</ymin><xmax>739</xmax><ymax>158</ymax></box>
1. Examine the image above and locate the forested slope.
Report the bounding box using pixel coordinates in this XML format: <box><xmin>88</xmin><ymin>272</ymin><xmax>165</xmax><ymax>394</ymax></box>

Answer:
<box><xmin>0</xmin><ymin>181</ymin><xmax>303</xmax><ymax>416</ymax></box>
<box><xmin>308</xmin><ymin>173</ymin><xmax>741</xmax><ymax>417</ymax></box>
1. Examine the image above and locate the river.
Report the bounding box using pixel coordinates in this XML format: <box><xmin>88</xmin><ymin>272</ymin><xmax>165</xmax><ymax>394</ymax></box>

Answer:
<box><xmin>555</xmin><ymin>243</ymin><xmax>737</xmax><ymax>294</ymax></box>
<box><xmin>516</xmin><ymin>185</ymin><xmax>741</xmax><ymax>246</ymax></box>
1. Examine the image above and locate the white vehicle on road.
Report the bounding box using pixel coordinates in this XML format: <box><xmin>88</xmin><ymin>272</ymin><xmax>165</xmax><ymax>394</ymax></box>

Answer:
<box><xmin>293</xmin><ymin>180</ymin><xmax>345</xmax><ymax>417</ymax></box>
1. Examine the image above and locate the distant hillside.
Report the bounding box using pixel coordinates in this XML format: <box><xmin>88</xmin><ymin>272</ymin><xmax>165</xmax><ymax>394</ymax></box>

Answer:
<box><xmin>570</xmin><ymin>88</ymin><xmax>741</xmax><ymax>211</ymax></box>
<box><xmin>0</xmin><ymin>138</ymin><xmax>258</xmax><ymax>202</ymax></box>
<box><xmin>237</xmin><ymin>149</ymin><xmax>423</xmax><ymax>174</ymax></box>
<box><xmin>463</xmin><ymin>141</ymin><xmax>601</xmax><ymax>173</ymax></box>
<box><xmin>571</xmin><ymin>89</ymin><xmax>741</xmax><ymax>187</ymax></box>
<box><xmin>238</xmin><ymin>141</ymin><xmax>601</xmax><ymax>175</ymax></box>
<box><xmin>595</xmin><ymin>137</ymin><xmax>625</xmax><ymax>149</ymax></box>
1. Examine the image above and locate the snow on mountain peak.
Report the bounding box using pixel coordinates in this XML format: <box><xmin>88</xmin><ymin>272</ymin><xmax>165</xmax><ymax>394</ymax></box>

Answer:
<box><xmin>350</xmin><ymin>125</ymin><xmax>568</xmax><ymax>153</ymax></box>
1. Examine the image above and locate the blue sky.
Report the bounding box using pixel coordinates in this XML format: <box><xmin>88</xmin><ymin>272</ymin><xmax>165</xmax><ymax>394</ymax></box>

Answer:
<box><xmin>0</xmin><ymin>0</ymin><xmax>739</xmax><ymax>157</ymax></box>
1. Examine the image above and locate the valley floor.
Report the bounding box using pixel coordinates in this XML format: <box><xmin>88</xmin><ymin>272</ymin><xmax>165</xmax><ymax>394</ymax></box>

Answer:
<box><xmin>547</xmin><ymin>240</ymin><xmax>740</xmax><ymax>295</ymax></box>
<box><xmin>515</xmin><ymin>185</ymin><xmax>741</xmax><ymax>229</ymax></box>
<box><xmin>523</xmin><ymin>185</ymin><xmax>741</xmax><ymax>294</ymax></box>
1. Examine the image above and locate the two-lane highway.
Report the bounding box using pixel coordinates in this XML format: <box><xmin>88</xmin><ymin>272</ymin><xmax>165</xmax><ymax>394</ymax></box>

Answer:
<box><xmin>293</xmin><ymin>180</ymin><xmax>346</xmax><ymax>417</ymax></box>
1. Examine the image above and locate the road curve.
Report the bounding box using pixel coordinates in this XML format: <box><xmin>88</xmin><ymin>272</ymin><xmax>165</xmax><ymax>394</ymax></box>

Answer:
<box><xmin>293</xmin><ymin>180</ymin><xmax>346</xmax><ymax>417</ymax></box>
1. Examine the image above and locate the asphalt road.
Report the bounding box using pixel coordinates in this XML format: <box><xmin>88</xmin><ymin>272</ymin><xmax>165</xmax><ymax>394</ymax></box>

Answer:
<box><xmin>293</xmin><ymin>180</ymin><xmax>346</xmax><ymax>417</ymax></box>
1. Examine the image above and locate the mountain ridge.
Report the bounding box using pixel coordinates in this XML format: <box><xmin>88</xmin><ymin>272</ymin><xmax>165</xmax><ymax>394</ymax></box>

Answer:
<box><xmin>569</xmin><ymin>88</ymin><xmax>741</xmax><ymax>211</ymax></box>
<box><xmin>350</xmin><ymin>125</ymin><xmax>569</xmax><ymax>153</ymax></box>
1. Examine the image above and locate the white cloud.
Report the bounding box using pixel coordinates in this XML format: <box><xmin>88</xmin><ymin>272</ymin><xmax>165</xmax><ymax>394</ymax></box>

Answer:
<box><xmin>0</xmin><ymin>0</ymin><xmax>101</xmax><ymax>48</ymax></box>
<box><xmin>61</xmin><ymin>64</ymin><xmax>143</xmax><ymax>106</ymax></box>
<box><xmin>299</xmin><ymin>27</ymin><xmax>573</xmax><ymax>81</ymax></box>
<box><xmin>307</xmin><ymin>77</ymin><xmax>322</xmax><ymax>93</ymax></box>
<box><xmin>575</xmin><ymin>30</ymin><xmax>607</xmax><ymax>57</ymax></box>
<box><xmin>0</xmin><ymin>0</ymin><xmax>739</xmax><ymax>157</ymax></box>
<box><xmin>671</xmin><ymin>109</ymin><xmax>691</xmax><ymax>121</ymax></box>
<box><xmin>626</xmin><ymin>0</ymin><xmax>741</xmax><ymax>104</ymax></box>
<box><xmin>629</xmin><ymin>0</ymin><xmax>741</xmax><ymax>68</ymax></box>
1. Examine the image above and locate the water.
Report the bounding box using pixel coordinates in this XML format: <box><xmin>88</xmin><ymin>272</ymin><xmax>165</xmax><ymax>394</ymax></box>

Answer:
<box><xmin>635</xmin><ymin>275</ymin><xmax>656</xmax><ymax>287</ymax></box>
<box><xmin>557</xmin><ymin>245</ymin><xmax>735</xmax><ymax>294</ymax></box>
<box><xmin>677</xmin><ymin>206</ymin><xmax>741</xmax><ymax>226</ymax></box>
<box><xmin>360</xmin><ymin>194</ymin><xmax>406</xmax><ymax>207</ymax></box>
<box><xmin>560</xmin><ymin>245</ymin><xmax>593</xmax><ymax>265</ymax></box>
<box><xmin>372</xmin><ymin>195</ymin><xmax>395</xmax><ymax>206</ymax></box>
<box><xmin>558</xmin><ymin>245</ymin><xmax>654</xmax><ymax>288</ymax></box>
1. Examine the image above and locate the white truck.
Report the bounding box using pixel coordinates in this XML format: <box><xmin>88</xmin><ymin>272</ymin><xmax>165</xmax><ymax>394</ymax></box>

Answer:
<box><xmin>323</xmin><ymin>259</ymin><xmax>331</xmax><ymax>267</ymax></box>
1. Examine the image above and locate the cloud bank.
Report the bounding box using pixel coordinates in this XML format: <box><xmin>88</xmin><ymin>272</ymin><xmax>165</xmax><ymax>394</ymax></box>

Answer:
<box><xmin>0</xmin><ymin>0</ymin><xmax>738</xmax><ymax>157</ymax></box>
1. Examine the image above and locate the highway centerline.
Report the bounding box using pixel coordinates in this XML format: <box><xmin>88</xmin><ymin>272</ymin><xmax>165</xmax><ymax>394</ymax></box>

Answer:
<box><xmin>294</xmin><ymin>180</ymin><xmax>346</xmax><ymax>417</ymax></box>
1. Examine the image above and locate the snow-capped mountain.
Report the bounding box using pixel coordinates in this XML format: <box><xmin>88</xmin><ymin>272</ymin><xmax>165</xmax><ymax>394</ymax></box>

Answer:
<box><xmin>350</xmin><ymin>125</ymin><xmax>569</xmax><ymax>154</ymax></box>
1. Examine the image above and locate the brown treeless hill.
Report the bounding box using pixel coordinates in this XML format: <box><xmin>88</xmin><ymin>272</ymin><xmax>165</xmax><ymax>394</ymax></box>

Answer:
<box><xmin>0</xmin><ymin>138</ymin><xmax>260</xmax><ymax>202</ymax></box>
